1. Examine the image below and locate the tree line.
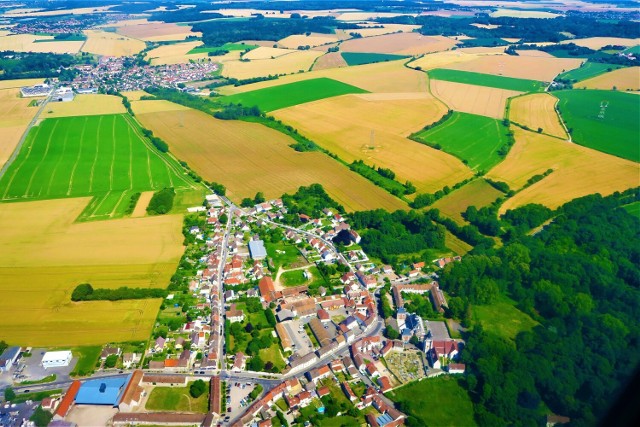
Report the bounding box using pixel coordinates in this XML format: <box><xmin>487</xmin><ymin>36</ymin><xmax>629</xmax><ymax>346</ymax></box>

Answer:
<box><xmin>71</xmin><ymin>283</ymin><xmax>166</xmax><ymax>302</ymax></box>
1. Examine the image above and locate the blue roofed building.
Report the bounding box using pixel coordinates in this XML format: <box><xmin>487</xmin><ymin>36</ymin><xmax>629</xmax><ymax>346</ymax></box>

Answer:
<box><xmin>248</xmin><ymin>239</ymin><xmax>267</xmax><ymax>260</ymax></box>
<box><xmin>376</xmin><ymin>413</ymin><xmax>394</xmax><ymax>426</ymax></box>
<box><xmin>75</xmin><ymin>374</ymin><xmax>131</xmax><ymax>406</ymax></box>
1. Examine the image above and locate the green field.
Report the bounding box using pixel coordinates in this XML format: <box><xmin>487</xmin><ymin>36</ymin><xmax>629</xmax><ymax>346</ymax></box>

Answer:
<box><xmin>623</xmin><ymin>45</ymin><xmax>640</xmax><ymax>55</ymax></box>
<box><xmin>0</xmin><ymin>114</ymin><xmax>197</xmax><ymax>219</ymax></box>
<box><xmin>472</xmin><ymin>294</ymin><xmax>538</xmax><ymax>340</ymax></box>
<box><xmin>221</xmin><ymin>78</ymin><xmax>368</xmax><ymax>112</ymax></box>
<box><xmin>188</xmin><ymin>42</ymin><xmax>258</xmax><ymax>54</ymax></box>
<box><xmin>385</xmin><ymin>376</ymin><xmax>476</xmax><ymax>427</ymax></box>
<box><xmin>622</xmin><ymin>201</ymin><xmax>640</xmax><ymax>219</ymax></box>
<box><xmin>555</xmin><ymin>90</ymin><xmax>640</xmax><ymax>161</ymax></box>
<box><xmin>412</xmin><ymin>112</ymin><xmax>510</xmax><ymax>171</ymax></box>
<box><xmin>70</xmin><ymin>345</ymin><xmax>102</xmax><ymax>376</ymax></box>
<box><xmin>280</xmin><ymin>269</ymin><xmax>308</xmax><ymax>286</ymax></box>
<box><xmin>557</xmin><ymin>62</ymin><xmax>623</xmax><ymax>82</ymax></box>
<box><xmin>341</xmin><ymin>52</ymin><xmax>409</xmax><ymax>66</ymax></box>
<box><xmin>145</xmin><ymin>381</ymin><xmax>209</xmax><ymax>413</ymax></box>
<box><xmin>429</xmin><ymin>68</ymin><xmax>546</xmax><ymax>92</ymax></box>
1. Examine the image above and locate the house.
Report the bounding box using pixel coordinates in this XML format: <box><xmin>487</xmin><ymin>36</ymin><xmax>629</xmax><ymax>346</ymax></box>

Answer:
<box><xmin>100</xmin><ymin>346</ymin><xmax>121</xmax><ymax>360</ymax></box>
<box><xmin>259</xmin><ymin>276</ymin><xmax>277</xmax><ymax>303</ymax></box>
<box><xmin>447</xmin><ymin>363</ymin><xmax>465</xmax><ymax>374</ymax></box>
<box><xmin>122</xmin><ymin>353</ymin><xmax>140</xmax><ymax>369</ymax></box>
<box><xmin>341</xmin><ymin>381</ymin><xmax>357</xmax><ymax>402</ymax></box>
<box><xmin>412</xmin><ymin>262</ymin><xmax>425</xmax><ymax>271</ymax></box>
<box><xmin>42</xmin><ymin>351</ymin><xmax>73</xmax><ymax>369</ymax></box>
<box><xmin>0</xmin><ymin>346</ymin><xmax>21</xmax><ymax>372</ymax></box>
<box><xmin>232</xmin><ymin>353</ymin><xmax>246</xmax><ymax>372</ymax></box>
<box><xmin>307</xmin><ymin>365</ymin><xmax>332</xmax><ymax>383</ymax></box>
<box><xmin>378</xmin><ymin>376</ymin><xmax>392</xmax><ymax>392</ymax></box>
<box><xmin>317</xmin><ymin>309</ymin><xmax>331</xmax><ymax>323</ymax></box>
<box><xmin>348</xmin><ymin>230</ymin><xmax>361</xmax><ymax>244</ymax></box>
<box><xmin>317</xmin><ymin>386</ymin><xmax>330</xmax><ymax>398</ymax></box>
<box><xmin>248</xmin><ymin>240</ymin><xmax>267</xmax><ymax>260</ymax></box>
<box><xmin>226</xmin><ymin>305</ymin><xmax>245</xmax><ymax>323</ymax></box>
<box><xmin>382</xmin><ymin>265</ymin><xmax>394</xmax><ymax>275</ymax></box>
<box><xmin>366</xmin><ymin>362</ymin><xmax>379</xmax><ymax>377</ymax></box>
<box><xmin>41</xmin><ymin>397</ymin><xmax>59</xmax><ymax>412</ymax></box>
<box><xmin>343</xmin><ymin>316</ymin><xmax>359</xmax><ymax>331</ymax></box>
<box><xmin>426</xmin><ymin>340</ymin><xmax>459</xmax><ymax>369</ymax></box>
<box><xmin>430</xmin><ymin>283</ymin><xmax>448</xmax><ymax>313</ymax></box>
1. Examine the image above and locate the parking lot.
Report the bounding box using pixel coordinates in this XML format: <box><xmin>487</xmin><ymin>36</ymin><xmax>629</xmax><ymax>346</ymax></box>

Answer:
<box><xmin>0</xmin><ymin>401</ymin><xmax>38</xmax><ymax>427</ymax></box>
<box><xmin>15</xmin><ymin>348</ymin><xmax>76</xmax><ymax>385</ymax></box>
<box><xmin>282</xmin><ymin>320</ymin><xmax>314</xmax><ymax>356</ymax></box>
<box><xmin>425</xmin><ymin>321</ymin><xmax>451</xmax><ymax>341</ymax></box>
<box><xmin>224</xmin><ymin>380</ymin><xmax>256</xmax><ymax>423</ymax></box>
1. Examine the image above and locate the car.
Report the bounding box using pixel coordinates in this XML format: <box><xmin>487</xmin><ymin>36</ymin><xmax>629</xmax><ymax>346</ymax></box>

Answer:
<box><xmin>22</xmin><ymin>390</ymin><xmax>30</xmax><ymax>393</ymax></box>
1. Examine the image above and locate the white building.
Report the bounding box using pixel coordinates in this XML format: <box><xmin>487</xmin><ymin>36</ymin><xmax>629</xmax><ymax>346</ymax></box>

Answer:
<box><xmin>42</xmin><ymin>350</ymin><xmax>73</xmax><ymax>369</ymax></box>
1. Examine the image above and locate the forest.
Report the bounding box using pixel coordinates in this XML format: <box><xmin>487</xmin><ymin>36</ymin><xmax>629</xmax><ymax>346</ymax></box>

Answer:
<box><xmin>0</xmin><ymin>51</ymin><xmax>82</xmax><ymax>80</ymax></box>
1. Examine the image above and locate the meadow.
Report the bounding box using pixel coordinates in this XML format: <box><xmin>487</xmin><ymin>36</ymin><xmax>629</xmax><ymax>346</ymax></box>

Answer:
<box><xmin>429</xmin><ymin>68</ymin><xmax>546</xmax><ymax>92</ymax></box>
<box><xmin>0</xmin><ymin>114</ymin><xmax>196</xmax><ymax>219</ymax></box>
<box><xmin>430</xmin><ymin>79</ymin><xmax>521</xmax><ymax>119</ymax></box>
<box><xmin>509</xmin><ymin>93</ymin><xmax>568</xmax><ymax>139</ymax></box>
<box><xmin>431</xmin><ymin>179</ymin><xmax>505</xmax><ymax>224</ymax></box>
<box><xmin>188</xmin><ymin>42</ymin><xmax>258</xmax><ymax>54</ymax></box>
<box><xmin>412</xmin><ymin>112</ymin><xmax>510</xmax><ymax>172</ymax></box>
<box><xmin>385</xmin><ymin>376</ymin><xmax>476</xmax><ymax>427</ymax></box>
<box><xmin>555</xmin><ymin>89</ymin><xmax>640</xmax><ymax>161</ymax></box>
<box><xmin>341</xmin><ymin>52</ymin><xmax>409</xmax><ymax>66</ymax></box>
<box><xmin>472</xmin><ymin>294</ymin><xmax>538</xmax><ymax>340</ymax></box>
<box><xmin>557</xmin><ymin>62</ymin><xmax>622</xmax><ymax>82</ymax></box>
<box><xmin>221</xmin><ymin>78</ymin><xmax>368</xmax><ymax>112</ymax></box>
<box><xmin>146</xmin><ymin>381</ymin><xmax>209</xmax><ymax>413</ymax></box>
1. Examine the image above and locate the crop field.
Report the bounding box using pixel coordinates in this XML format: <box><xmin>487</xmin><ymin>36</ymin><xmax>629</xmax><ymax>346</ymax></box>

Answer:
<box><xmin>116</xmin><ymin>22</ymin><xmax>200</xmax><ymax>42</ymax></box>
<box><xmin>3</xmin><ymin>5</ymin><xmax>115</xmax><ymax>17</ymax></box>
<box><xmin>135</xmin><ymin>107</ymin><xmax>406</xmax><ymax>212</ymax></box>
<box><xmin>509</xmin><ymin>93</ymin><xmax>568</xmax><ymax>139</ymax></box>
<box><xmin>409</xmin><ymin>50</ymin><xmax>481</xmax><ymax>71</ymax></box>
<box><xmin>341</xmin><ymin>52</ymin><xmax>409</xmax><ymax>66</ymax></box>
<box><xmin>577</xmin><ymin>66</ymin><xmax>640</xmax><ymax>91</ymax></box>
<box><xmin>81</xmin><ymin>30</ymin><xmax>146</xmax><ymax>57</ymax></box>
<box><xmin>0</xmin><ymin>78</ymin><xmax>44</xmax><ymax>89</ymax></box>
<box><xmin>487</xmin><ymin>128</ymin><xmax>639</xmax><ymax>212</ymax></box>
<box><xmin>146</xmin><ymin>41</ymin><xmax>207</xmax><ymax>65</ymax></box>
<box><xmin>444</xmin><ymin>230</ymin><xmax>472</xmax><ymax>255</ymax></box>
<box><xmin>339</xmin><ymin>33</ymin><xmax>458</xmax><ymax>55</ymax></box>
<box><xmin>429</xmin><ymin>68</ymin><xmax>546</xmax><ymax>92</ymax></box>
<box><xmin>121</xmin><ymin>90</ymin><xmax>151</xmax><ymax>101</ymax></box>
<box><xmin>623</xmin><ymin>45</ymin><xmax>640</xmax><ymax>54</ymax></box>
<box><xmin>0</xmin><ymin>114</ymin><xmax>196</xmax><ymax>219</ymax></box>
<box><xmin>129</xmin><ymin>99</ymin><xmax>190</xmax><ymax>114</ymax></box>
<box><xmin>0</xmin><ymin>197</ymin><xmax>184</xmax><ymax>346</ymax></box>
<box><xmin>221</xmin><ymin>49</ymin><xmax>323</xmax><ymax>80</ymax></box>
<box><xmin>312</xmin><ymin>52</ymin><xmax>348</xmax><ymax>71</ymax></box>
<box><xmin>559</xmin><ymin>37</ymin><xmax>640</xmax><ymax>50</ymax></box>
<box><xmin>42</xmin><ymin>94</ymin><xmax>126</xmax><ymax>118</ymax></box>
<box><xmin>243</xmin><ymin>46</ymin><xmax>297</xmax><ymax>60</ymax></box>
<box><xmin>219</xmin><ymin>60</ymin><xmax>428</xmax><ymax>95</ymax></box>
<box><xmin>515</xmin><ymin>49</ymin><xmax>555</xmax><ymax>58</ymax></box>
<box><xmin>557</xmin><ymin>62</ymin><xmax>622</xmax><ymax>82</ymax></box>
<box><xmin>431</xmin><ymin>179</ymin><xmax>504</xmax><ymax>224</ymax></box>
<box><xmin>491</xmin><ymin>9</ymin><xmax>559</xmax><ymax>18</ymax></box>
<box><xmin>335</xmin><ymin>24</ymin><xmax>421</xmax><ymax>38</ymax></box>
<box><xmin>0</xmin><ymin>34</ymin><xmax>82</xmax><ymax>54</ymax></box>
<box><xmin>274</xmin><ymin>93</ymin><xmax>474</xmax><ymax>193</ymax></box>
<box><xmin>0</xmin><ymin>87</ymin><xmax>39</xmax><ymax>167</ymax></box>
<box><xmin>277</xmin><ymin>33</ymin><xmax>339</xmax><ymax>49</ymax></box>
<box><xmin>430</xmin><ymin>79</ymin><xmax>521</xmax><ymax>119</ymax></box>
<box><xmin>412</xmin><ymin>112</ymin><xmax>510</xmax><ymax>171</ymax></box>
<box><xmin>188</xmin><ymin>42</ymin><xmax>258</xmax><ymax>54</ymax></box>
<box><xmin>623</xmin><ymin>201</ymin><xmax>640</xmax><ymax>219</ymax></box>
<box><xmin>555</xmin><ymin>90</ymin><xmax>639</xmax><ymax>161</ymax></box>
<box><xmin>222</xmin><ymin>78</ymin><xmax>368</xmax><ymax>112</ymax></box>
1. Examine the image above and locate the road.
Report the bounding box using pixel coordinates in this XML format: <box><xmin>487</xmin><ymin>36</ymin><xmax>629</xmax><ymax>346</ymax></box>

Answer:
<box><xmin>215</xmin><ymin>206</ymin><xmax>235</xmax><ymax>369</ymax></box>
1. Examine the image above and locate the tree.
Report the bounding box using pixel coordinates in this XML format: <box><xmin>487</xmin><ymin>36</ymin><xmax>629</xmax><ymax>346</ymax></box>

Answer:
<box><xmin>190</xmin><ymin>379</ymin><xmax>207</xmax><ymax>398</ymax></box>
<box><xmin>104</xmin><ymin>354</ymin><xmax>118</xmax><ymax>369</ymax></box>
<box><xmin>30</xmin><ymin>406</ymin><xmax>53</xmax><ymax>427</ymax></box>
<box><xmin>248</xmin><ymin>355</ymin><xmax>264</xmax><ymax>371</ymax></box>
<box><xmin>4</xmin><ymin>387</ymin><xmax>15</xmax><ymax>401</ymax></box>
<box><xmin>385</xmin><ymin>325</ymin><xmax>399</xmax><ymax>340</ymax></box>
<box><xmin>254</xmin><ymin>192</ymin><xmax>266</xmax><ymax>204</ymax></box>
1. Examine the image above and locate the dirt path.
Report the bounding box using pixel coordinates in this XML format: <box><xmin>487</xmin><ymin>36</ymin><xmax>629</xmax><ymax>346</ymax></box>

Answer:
<box><xmin>131</xmin><ymin>191</ymin><xmax>154</xmax><ymax>217</ymax></box>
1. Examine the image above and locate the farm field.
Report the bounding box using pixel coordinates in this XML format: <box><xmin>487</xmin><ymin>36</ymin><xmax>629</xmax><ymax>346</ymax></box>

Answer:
<box><xmin>129</xmin><ymin>99</ymin><xmax>190</xmax><ymax>114</ymax></box>
<box><xmin>408</xmin><ymin>50</ymin><xmax>481</xmax><ymax>71</ymax></box>
<box><xmin>491</xmin><ymin>8</ymin><xmax>559</xmax><ymax>18</ymax></box>
<box><xmin>622</xmin><ymin>201</ymin><xmax>640</xmax><ymax>219</ymax></box>
<box><xmin>509</xmin><ymin>93</ymin><xmax>568</xmax><ymax>139</ymax></box>
<box><xmin>334</xmin><ymin>23</ymin><xmax>421</xmax><ymax>38</ymax></box>
<box><xmin>219</xmin><ymin>60</ymin><xmax>428</xmax><ymax>95</ymax></box>
<box><xmin>412</xmin><ymin>112</ymin><xmax>511</xmax><ymax>171</ymax></box>
<box><xmin>222</xmin><ymin>78</ymin><xmax>368</xmax><ymax>112</ymax></box>
<box><xmin>472</xmin><ymin>294</ymin><xmax>538</xmax><ymax>340</ymax></box>
<box><xmin>429</xmin><ymin>68</ymin><xmax>546</xmax><ymax>92</ymax></box>
<box><xmin>432</xmin><ymin>179</ymin><xmax>504</xmax><ymax>224</ymax></box>
<box><xmin>42</xmin><ymin>94</ymin><xmax>126</xmax><ymax>118</ymax></box>
<box><xmin>0</xmin><ymin>114</ymin><xmax>196</xmax><ymax>219</ymax></box>
<box><xmin>339</xmin><ymin>32</ymin><xmax>457</xmax><ymax>55</ymax></box>
<box><xmin>0</xmin><ymin>78</ymin><xmax>44</xmax><ymax>89</ymax></box>
<box><xmin>81</xmin><ymin>30</ymin><xmax>146</xmax><ymax>57</ymax></box>
<box><xmin>555</xmin><ymin>90</ymin><xmax>640</xmax><ymax>161</ymax></box>
<box><xmin>444</xmin><ymin>230</ymin><xmax>473</xmax><ymax>255</ymax></box>
<box><xmin>277</xmin><ymin>33</ymin><xmax>339</xmax><ymax>49</ymax></box>
<box><xmin>0</xmin><ymin>87</ymin><xmax>40</xmax><ymax>167</ymax></box>
<box><xmin>577</xmin><ymin>66</ymin><xmax>640</xmax><ymax>91</ymax></box>
<box><xmin>341</xmin><ymin>52</ymin><xmax>409</xmax><ymax>66</ymax></box>
<box><xmin>440</xmin><ymin>53</ymin><xmax>583</xmax><ymax>82</ymax></box>
<box><xmin>487</xmin><ymin>127</ymin><xmax>639</xmax><ymax>212</ymax></box>
<box><xmin>0</xmin><ymin>197</ymin><xmax>183</xmax><ymax>346</ymax></box>
<box><xmin>385</xmin><ymin>376</ymin><xmax>476</xmax><ymax>427</ymax></box>
<box><xmin>273</xmin><ymin>93</ymin><xmax>474</xmax><ymax>194</ymax></box>
<box><xmin>312</xmin><ymin>52</ymin><xmax>347</xmax><ymax>71</ymax></box>
<box><xmin>557</xmin><ymin>62</ymin><xmax>622</xmax><ymax>82</ymax></box>
<box><xmin>220</xmin><ymin>49</ymin><xmax>323</xmax><ymax>80</ymax></box>
<box><xmin>559</xmin><ymin>37</ymin><xmax>640</xmax><ymax>50</ymax></box>
<box><xmin>0</xmin><ymin>33</ymin><xmax>82</xmax><ymax>53</ymax></box>
<box><xmin>430</xmin><ymin>79</ymin><xmax>521</xmax><ymax>119</ymax></box>
<box><xmin>116</xmin><ymin>22</ymin><xmax>200</xmax><ymax>42</ymax></box>
<box><xmin>145</xmin><ymin>41</ymin><xmax>207</xmax><ymax>65</ymax></box>
<box><xmin>145</xmin><ymin>381</ymin><xmax>209</xmax><ymax>413</ymax></box>
<box><xmin>242</xmin><ymin>46</ymin><xmax>297</xmax><ymax>60</ymax></box>
<box><xmin>134</xmin><ymin>106</ymin><xmax>406</xmax><ymax>212</ymax></box>
<box><xmin>188</xmin><ymin>42</ymin><xmax>258</xmax><ymax>54</ymax></box>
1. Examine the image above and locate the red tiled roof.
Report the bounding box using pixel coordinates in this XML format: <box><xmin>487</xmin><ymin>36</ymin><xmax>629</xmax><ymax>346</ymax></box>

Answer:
<box><xmin>55</xmin><ymin>380</ymin><xmax>81</xmax><ymax>417</ymax></box>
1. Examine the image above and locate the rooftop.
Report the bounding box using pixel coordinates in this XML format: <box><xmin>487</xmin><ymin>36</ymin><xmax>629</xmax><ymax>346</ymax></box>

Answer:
<box><xmin>248</xmin><ymin>239</ymin><xmax>267</xmax><ymax>259</ymax></box>
<box><xmin>75</xmin><ymin>375</ymin><xmax>131</xmax><ymax>406</ymax></box>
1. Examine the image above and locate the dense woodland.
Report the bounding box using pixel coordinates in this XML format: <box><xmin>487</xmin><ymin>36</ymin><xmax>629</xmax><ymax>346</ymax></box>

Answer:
<box><xmin>0</xmin><ymin>51</ymin><xmax>86</xmax><ymax>80</ymax></box>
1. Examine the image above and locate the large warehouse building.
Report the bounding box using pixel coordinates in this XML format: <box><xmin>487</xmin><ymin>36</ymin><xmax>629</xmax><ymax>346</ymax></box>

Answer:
<box><xmin>42</xmin><ymin>350</ymin><xmax>73</xmax><ymax>369</ymax></box>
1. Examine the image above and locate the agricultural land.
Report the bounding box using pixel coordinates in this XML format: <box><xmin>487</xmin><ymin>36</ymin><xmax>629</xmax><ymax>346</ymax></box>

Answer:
<box><xmin>576</xmin><ymin>66</ymin><xmax>640</xmax><ymax>91</ymax></box>
<box><xmin>431</xmin><ymin>179</ymin><xmax>505</xmax><ymax>224</ymax></box>
<box><xmin>430</xmin><ymin>79</ymin><xmax>521</xmax><ymax>119</ymax></box>
<box><xmin>0</xmin><ymin>87</ymin><xmax>40</xmax><ymax>167</ymax></box>
<box><xmin>509</xmin><ymin>93</ymin><xmax>568</xmax><ymax>139</ymax></box>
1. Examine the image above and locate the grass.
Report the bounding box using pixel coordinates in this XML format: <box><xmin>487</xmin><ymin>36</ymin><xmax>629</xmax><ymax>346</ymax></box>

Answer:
<box><xmin>472</xmin><ymin>294</ymin><xmax>538</xmax><ymax>340</ymax></box>
<box><xmin>412</xmin><ymin>112</ymin><xmax>511</xmax><ymax>172</ymax></box>
<box><xmin>221</xmin><ymin>78</ymin><xmax>368</xmax><ymax>112</ymax></box>
<box><xmin>12</xmin><ymin>389</ymin><xmax>63</xmax><ymax>404</ymax></box>
<box><xmin>34</xmin><ymin>35</ymin><xmax>86</xmax><ymax>42</ymax></box>
<box><xmin>557</xmin><ymin>62</ymin><xmax>623</xmax><ymax>82</ymax></box>
<box><xmin>18</xmin><ymin>374</ymin><xmax>56</xmax><ymax>385</ymax></box>
<box><xmin>259</xmin><ymin>343</ymin><xmax>286</xmax><ymax>371</ymax></box>
<box><xmin>266</xmin><ymin>241</ymin><xmax>305</xmax><ymax>271</ymax></box>
<box><xmin>0</xmin><ymin>114</ymin><xmax>197</xmax><ymax>219</ymax></box>
<box><xmin>429</xmin><ymin>68</ymin><xmax>546</xmax><ymax>92</ymax></box>
<box><xmin>188</xmin><ymin>42</ymin><xmax>258</xmax><ymax>54</ymax></box>
<box><xmin>555</xmin><ymin>89</ymin><xmax>640</xmax><ymax>161</ymax></box>
<box><xmin>341</xmin><ymin>52</ymin><xmax>409</xmax><ymax>66</ymax></box>
<box><xmin>385</xmin><ymin>376</ymin><xmax>476</xmax><ymax>427</ymax></box>
<box><xmin>280</xmin><ymin>269</ymin><xmax>308</xmax><ymax>287</ymax></box>
<box><xmin>622</xmin><ymin>201</ymin><xmax>640</xmax><ymax>219</ymax></box>
<box><xmin>145</xmin><ymin>381</ymin><xmax>209</xmax><ymax>413</ymax></box>
<box><xmin>623</xmin><ymin>45</ymin><xmax>640</xmax><ymax>54</ymax></box>
<box><xmin>71</xmin><ymin>346</ymin><xmax>102</xmax><ymax>375</ymax></box>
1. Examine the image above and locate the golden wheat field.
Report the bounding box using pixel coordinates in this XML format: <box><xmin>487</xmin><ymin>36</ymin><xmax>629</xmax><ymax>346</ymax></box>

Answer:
<box><xmin>431</xmin><ymin>79</ymin><xmax>521</xmax><ymax>119</ymax></box>
<box><xmin>577</xmin><ymin>67</ymin><xmax>640</xmax><ymax>91</ymax></box>
<box><xmin>145</xmin><ymin>41</ymin><xmax>206</xmax><ymax>65</ymax></box>
<box><xmin>131</xmin><ymin>191</ymin><xmax>155</xmax><ymax>218</ymax></box>
<box><xmin>273</xmin><ymin>93</ymin><xmax>474</xmax><ymax>193</ymax></box>
<box><xmin>0</xmin><ymin>88</ymin><xmax>39</xmax><ymax>167</ymax></box>
<box><xmin>121</xmin><ymin>90</ymin><xmax>152</xmax><ymax>101</ymax></box>
<box><xmin>134</xmin><ymin>106</ymin><xmax>406</xmax><ymax>212</ymax></box>
<box><xmin>2</xmin><ymin>5</ymin><xmax>115</xmax><ymax>17</ymax></box>
<box><xmin>278</xmin><ymin>33</ymin><xmax>340</xmax><ymax>49</ymax></box>
<box><xmin>490</xmin><ymin>9</ymin><xmax>560</xmax><ymax>18</ymax></box>
<box><xmin>409</xmin><ymin>50</ymin><xmax>482</xmax><ymax>71</ymax></box>
<box><xmin>0</xmin><ymin>197</ymin><xmax>184</xmax><ymax>346</ymax></box>
<box><xmin>221</xmin><ymin>49</ymin><xmax>323</xmax><ymax>79</ymax></box>
<box><xmin>339</xmin><ymin>33</ymin><xmax>458</xmax><ymax>55</ymax></box>
<box><xmin>242</xmin><ymin>46</ymin><xmax>297</xmax><ymax>59</ymax></box>
<box><xmin>431</xmin><ymin>179</ymin><xmax>505</xmax><ymax>224</ymax></box>
<box><xmin>442</xmin><ymin>55</ymin><xmax>584</xmax><ymax>81</ymax></box>
<box><xmin>130</xmin><ymin>99</ymin><xmax>190</xmax><ymax>114</ymax></box>
<box><xmin>117</xmin><ymin>22</ymin><xmax>200</xmax><ymax>42</ymax></box>
<box><xmin>487</xmin><ymin>128</ymin><xmax>640</xmax><ymax>212</ymax></box>
<box><xmin>335</xmin><ymin>23</ymin><xmax>421</xmax><ymax>38</ymax></box>
<box><xmin>515</xmin><ymin>49</ymin><xmax>555</xmax><ymax>58</ymax></box>
<box><xmin>560</xmin><ymin>37</ymin><xmax>640</xmax><ymax>50</ymax></box>
<box><xmin>509</xmin><ymin>93</ymin><xmax>568</xmax><ymax>139</ymax></box>
<box><xmin>0</xmin><ymin>78</ymin><xmax>44</xmax><ymax>89</ymax></box>
<box><xmin>312</xmin><ymin>52</ymin><xmax>348</xmax><ymax>70</ymax></box>
<box><xmin>42</xmin><ymin>94</ymin><xmax>126</xmax><ymax>118</ymax></box>
<box><xmin>82</xmin><ymin>30</ymin><xmax>146</xmax><ymax>57</ymax></box>
<box><xmin>0</xmin><ymin>34</ymin><xmax>82</xmax><ymax>54</ymax></box>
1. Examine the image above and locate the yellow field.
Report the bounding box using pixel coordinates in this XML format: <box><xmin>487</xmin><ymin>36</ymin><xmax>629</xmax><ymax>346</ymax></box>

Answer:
<box><xmin>515</xmin><ymin>49</ymin><xmax>555</xmax><ymax>58</ymax></box>
<box><xmin>278</xmin><ymin>34</ymin><xmax>340</xmax><ymax>49</ymax></box>
<box><xmin>443</xmin><ymin>55</ymin><xmax>584</xmax><ymax>81</ymax></box>
<box><xmin>122</xmin><ymin>90</ymin><xmax>152</xmax><ymax>101</ymax></box>
<box><xmin>130</xmin><ymin>99</ymin><xmax>190</xmax><ymax>114</ymax></box>
<box><xmin>0</xmin><ymin>34</ymin><xmax>82</xmax><ymax>54</ymax></box>
<box><xmin>487</xmin><ymin>128</ymin><xmax>640</xmax><ymax>212</ymax></box>
<box><xmin>219</xmin><ymin>60</ymin><xmax>428</xmax><ymax>95</ymax></box>
<box><xmin>3</xmin><ymin>5</ymin><xmax>115</xmax><ymax>17</ymax></box>
<box><xmin>312</xmin><ymin>52</ymin><xmax>347</xmax><ymax>71</ymax></box>
<box><xmin>82</xmin><ymin>30</ymin><xmax>146</xmax><ymax>57</ymax></box>
<box><xmin>490</xmin><ymin>9</ymin><xmax>560</xmax><ymax>18</ymax></box>
<box><xmin>273</xmin><ymin>93</ymin><xmax>473</xmax><ymax>193</ymax></box>
<box><xmin>145</xmin><ymin>41</ymin><xmax>206</xmax><ymax>65</ymax></box>
<box><xmin>336</xmin><ymin>12</ymin><xmax>414</xmax><ymax>21</ymax></box>
<box><xmin>117</xmin><ymin>22</ymin><xmax>200</xmax><ymax>42</ymax></box>
<box><xmin>431</xmin><ymin>179</ymin><xmax>504</xmax><ymax>224</ymax></box>
<box><xmin>243</xmin><ymin>46</ymin><xmax>297</xmax><ymax>59</ymax></box>
<box><xmin>131</xmin><ymin>191</ymin><xmax>155</xmax><ymax>218</ymax></box>
<box><xmin>431</xmin><ymin>79</ymin><xmax>521</xmax><ymax>119</ymax></box>
<box><xmin>42</xmin><ymin>94</ymin><xmax>126</xmax><ymax>118</ymax></box>
<box><xmin>444</xmin><ymin>230</ymin><xmax>473</xmax><ymax>255</ymax></box>
<box><xmin>335</xmin><ymin>24</ymin><xmax>421</xmax><ymax>38</ymax></box>
<box><xmin>221</xmin><ymin>49</ymin><xmax>323</xmax><ymax>79</ymax></box>
<box><xmin>560</xmin><ymin>37</ymin><xmax>640</xmax><ymax>50</ymax></box>
<box><xmin>135</xmin><ymin>107</ymin><xmax>406</xmax><ymax>212</ymax></box>
<box><xmin>0</xmin><ymin>197</ymin><xmax>184</xmax><ymax>346</ymax></box>
<box><xmin>577</xmin><ymin>67</ymin><xmax>640</xmax><ymax>91</ymax></box>
<box><xmin>509</xmin><ymin>93</ymin><xmax>568</xmax><ymax>139</ymax></box>
<box><xmin>0</xmin><ymin>78</ymin><xmax>44</xmax><ymax>89</ymax></box>
<box><xmin>340</xmin><ymin>33</ymin><xmax>458</xmax><ymax>55</ymax></box>
<box><xmin>409</xmin><ymin>50</ymin><xmax>482</xmax><ymax>71</ymax></box>
<box><xmin>0</xmin><ymin>88</ymin><xmax>39</xmax><ymax>167</ymax></box>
